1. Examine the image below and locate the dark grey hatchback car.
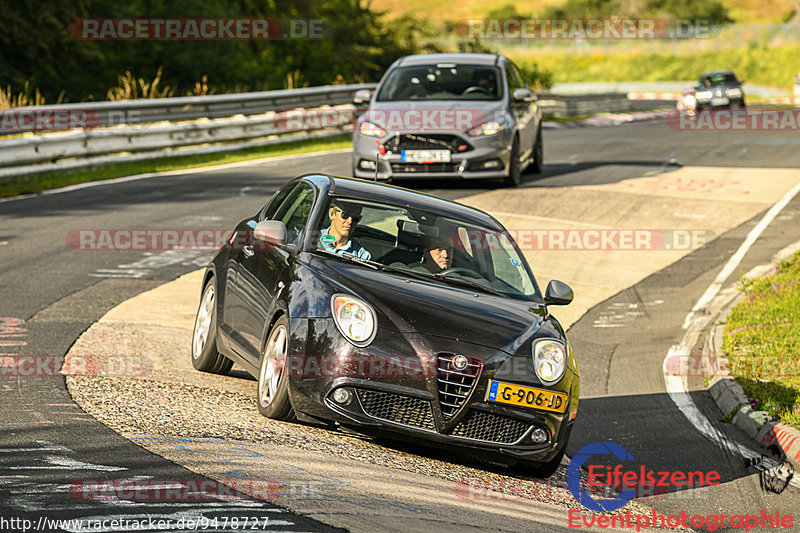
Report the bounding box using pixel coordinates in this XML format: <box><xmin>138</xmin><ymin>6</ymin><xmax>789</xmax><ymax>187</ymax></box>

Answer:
<box><xmin>352</xmin><ymin>53</ymin><xmax>543</xmax><ymax>186</ymax></box>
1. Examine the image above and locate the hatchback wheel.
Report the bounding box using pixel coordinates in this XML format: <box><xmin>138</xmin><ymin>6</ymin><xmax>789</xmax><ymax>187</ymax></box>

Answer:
<box><xmin>257</xmin><ymin>315</ymin><xmax>296</xmax><ymax>420</ymax></box>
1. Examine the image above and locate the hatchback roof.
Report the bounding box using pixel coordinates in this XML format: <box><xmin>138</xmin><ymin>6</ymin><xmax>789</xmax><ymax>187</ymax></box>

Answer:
<box><xmin>396</xmin><ymin>53</ymin><xmax>502</xmax><ymax>67</ymax></box>
<box><xmin>298</xmin><ymin>174</ymin><xmax>503</xmax><ymax>229</ymax></box>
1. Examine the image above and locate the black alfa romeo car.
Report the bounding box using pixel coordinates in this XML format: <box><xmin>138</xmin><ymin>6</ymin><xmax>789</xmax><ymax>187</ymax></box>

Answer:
<box><xmin>191</xmin><ymin>174</ymin><xmax>579</xmax><ymax>476</ymax></box>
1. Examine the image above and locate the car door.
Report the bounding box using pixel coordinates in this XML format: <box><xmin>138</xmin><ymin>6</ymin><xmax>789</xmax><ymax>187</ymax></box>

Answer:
<box><xmin>230</xmin><ymin>182</ymin><xmax>315</xmax><ymax>364</ymax></box>
<box><xmin>221</xmin><ymin>183</ymin><xmax>297</xmax><ymax>348</ymax></box>
<box><xmin>508</xmin><ymin>61</ymin><xmax>537</xmax><ymax>159</ymax></box>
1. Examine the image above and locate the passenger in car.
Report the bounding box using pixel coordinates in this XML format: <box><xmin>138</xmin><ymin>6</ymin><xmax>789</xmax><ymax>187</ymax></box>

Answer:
<box><xmin>320</xmin><ymin>201</ymin><xmax>372</xmax><ymax>260</ymax></box>
<box><xmin>422</xmin><ymin>236</ymin><xmax>453</xmax><ymax>274</ymax></box>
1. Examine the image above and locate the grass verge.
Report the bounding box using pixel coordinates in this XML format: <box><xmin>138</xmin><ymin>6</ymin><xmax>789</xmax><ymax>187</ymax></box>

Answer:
<box><xmin>722</xmin><ymin>250</ymin><xmax>800</xmax><ymax>430</ymax></box>
<box><xmin>509</xmin><ymin>44</ymin><xmax>800</xmax><ymax>92</ymax></box>
<box><xmin>0</xmin><ymin>134</ymin><xmax>352</xmax><ymax>198</ymax></box>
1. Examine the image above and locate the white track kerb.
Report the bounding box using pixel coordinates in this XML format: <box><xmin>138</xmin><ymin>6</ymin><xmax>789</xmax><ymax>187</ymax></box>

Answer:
<box><xmin>663</xmin><ymin>180</ymin><xmax>800</xmax><ymax>487</ymax></box>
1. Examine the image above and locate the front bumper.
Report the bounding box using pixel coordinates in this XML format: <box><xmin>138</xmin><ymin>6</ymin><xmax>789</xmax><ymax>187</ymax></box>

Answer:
<box><xmin>352</xmin><ymin>130</ymin><xmax>512</xmax><ymax>181</ymax></box>
<box><xmin>286</xmin><ymin>317</ymin><xmax>578</xmax><ymax>463</ymax></box>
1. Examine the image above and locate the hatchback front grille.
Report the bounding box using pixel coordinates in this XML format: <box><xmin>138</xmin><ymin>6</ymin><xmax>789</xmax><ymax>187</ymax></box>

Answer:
<box><xmin>437</xmin><ymin>354</ymin><xmax>481</xmax><ymax>419</ymax></box>
<box><xmin>450</xmin><ymin>410</ymin><xmax>532</xmax><ymax>444</ymax></box>
<box><xmin>390</xmin><ymin>163</ymin><xmax>457</xmax><ymax>173</ymax></box>
<box><xmin>385</xmin><ymin>134</ymin><xmax>472</xmax><ymax>153</ymax></box>
<box><xmin>356</xmin><ymin>389</ymin><xmax>435</xmax><ymax>431</ymax></box>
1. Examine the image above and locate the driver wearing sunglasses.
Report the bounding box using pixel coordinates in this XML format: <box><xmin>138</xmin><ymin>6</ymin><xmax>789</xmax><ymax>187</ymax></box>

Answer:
<box><xmin>319</xmin><ymin>200</ymin><xmax>372</xmax><ymax>260</ymax></box>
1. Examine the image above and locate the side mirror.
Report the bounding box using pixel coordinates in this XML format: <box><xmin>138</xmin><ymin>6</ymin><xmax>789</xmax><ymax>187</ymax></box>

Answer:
<box><xmin>353</xmin><ymin>89</ymin><xmax>372</xmax><ymax>105</ymax></box>
<box><xmin>544</xmin><ymin>280</ymin><xmax>573</xmax><ymax>306</ymax></box>
<box><xmin>512</xmin><ymin>88</ymin><xmax>535</xmax><ymax>103</ymax></box>
<box><xmin>253</xmin><ymin>220</ymin><xmax>287</xmax><ymax>246</ymax></box>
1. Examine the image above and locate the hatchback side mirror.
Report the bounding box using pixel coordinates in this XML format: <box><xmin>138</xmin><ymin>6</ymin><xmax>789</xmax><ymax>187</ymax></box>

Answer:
<box><xmin>253</xmin><ymin>220</ymin><xmax>287</xmax><ymax>245</ymax></box>
<box><xmin>544</xmin><ymin>280</ymin><xmax>573</xmax><ymax>306</ymax></box>
<box><xmin>512</xmin><ymin>88</ymin><xmax>536</xmax><ymax>102</ymax></box>
<box><xmin>353</xmin><ymin>89</ymin><xmax>372</xmax><ymax>105</ymax></box>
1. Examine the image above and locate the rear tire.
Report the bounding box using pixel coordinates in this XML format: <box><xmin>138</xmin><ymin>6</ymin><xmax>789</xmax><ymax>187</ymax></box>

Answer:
<box><xmin>191</xmin><ymin>280</ymin><xmax>233</xmax><ymax>375</ymax></box>
<box><xmin>257</xmin><ymin>315</ymin><xmax>296</xmax><ymax>421</ymax></box>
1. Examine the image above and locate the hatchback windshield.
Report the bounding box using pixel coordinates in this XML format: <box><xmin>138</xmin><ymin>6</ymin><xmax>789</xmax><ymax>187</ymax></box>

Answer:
<box><xmin>311</xmin><ymin>196</ymin><xmax>539</xmax><ymax>299</ymax></box>
<box><xmin>702</xmin><ymin>73</ymin><xmax>739</xmax><ymax>86</ymax></box>
<box><xmin>376</xmin><ymin>65</ymin><xmax>503</xmax><ymax>102</ymax></box>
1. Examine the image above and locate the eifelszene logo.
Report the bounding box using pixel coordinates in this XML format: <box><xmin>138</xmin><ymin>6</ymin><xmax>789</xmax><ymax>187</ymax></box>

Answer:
<box><xmin>567</xmin><ymin>441</ymin><xmax>721</xmax><ymax>512</ymax></box>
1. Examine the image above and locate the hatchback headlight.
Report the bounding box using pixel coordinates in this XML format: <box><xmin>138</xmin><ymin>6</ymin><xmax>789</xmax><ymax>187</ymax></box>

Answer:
<box><xmin>332</xmin><ymin>295</ymin><xmax>377</xmax><ymax>346</ymax></box>
<box><xmin>726</xmin><ymin>88</ymin><xmax>743</xmax><ymax>98</ymax></box>
<box><xmin>533</xmin><ymin>340</ymin><xmax>566</xmax><ymax>385</ymax></box>
<box><xmin>695</xmin><ymin>90</ymin><xmax>713</xmax><ymax>100</ymax></box>
<box><xmin>359</xmin><ymin>121</ymin><xmax>386</xmax><ymax>137</ymax></box>
<box><xmin>467</xmin><ymin>120</ymin><xmax>504</xmax><ymax>136</ymax></box>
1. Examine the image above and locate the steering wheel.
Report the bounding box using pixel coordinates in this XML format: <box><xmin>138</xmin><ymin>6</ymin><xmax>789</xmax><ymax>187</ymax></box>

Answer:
<box><xmin>440</xmin><ymin>267</ymin><xmax>483</xmax><ymax>279</ymax></box>
<box><xmin>463</xmin><ymin>86</ymin><xmax>491</xmax><ymax>95</ymax></box>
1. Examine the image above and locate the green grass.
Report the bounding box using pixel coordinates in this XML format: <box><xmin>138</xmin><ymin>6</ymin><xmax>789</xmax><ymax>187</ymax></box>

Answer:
<box><xmin>0</xmin><ymin>134</ymin><xmax>352</xmax><ymax>198</ymax></box>
<box><xmin>722</xmin><ymin>250</ymin><xmax>800</xmax><ymax>430</ymax></box>
<box><xmin>509</xmin><ymin>44</ymin><xmax>800</xmax><ymax>91</ymax></box>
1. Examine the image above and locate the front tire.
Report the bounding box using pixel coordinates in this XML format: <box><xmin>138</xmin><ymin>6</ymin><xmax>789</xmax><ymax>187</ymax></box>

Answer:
<box><xmin>519</xmin><ymin>446</ymin><xmax>566</xmax><ymax>479</ymax></box>
<box><xmin>503</xmin><ymin>136</ymin><xmax>522</xmax><ymax>187</ymax></box>
<box><xmin>191</xmin><ymin>280</ymin><xmax>233</xmax><ymax>374</ymax></box>
<box><xmin>526</xmin><ymin>127</ymin><xmax>543</xmax><ymax>174</ymax></box>
<box><xmin>257</xmin><ymin>315</ymin><xmax>296</xmax><ymax>420</ymax></box>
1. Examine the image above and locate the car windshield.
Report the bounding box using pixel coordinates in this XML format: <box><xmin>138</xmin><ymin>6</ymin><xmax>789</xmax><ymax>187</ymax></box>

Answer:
<box><xmin>311</xmin><ymin>196</ymin><xmax>539</xmax><ymax>299</ymax></box>
<box><xmin>376</xmin><ymin>64</ymin><xmax>502</xmax><ymax>102</ymax></box>
<box><xmin>702</xmin><ymin>73</ymin><xmax>738</xmax><ymax>86</ymax></box>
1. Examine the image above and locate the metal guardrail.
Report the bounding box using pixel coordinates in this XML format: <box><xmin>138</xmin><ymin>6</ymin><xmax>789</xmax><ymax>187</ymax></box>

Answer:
<box><xmin>0</xmin><ymin>83</ymin><xmax>637</xmax><ymax>180</ymax></box>
<box><xmin>1</xmin><ymin>83</ymin><xmax>378</xmax><ymax>134</ymax></box>
<box><xmin>536</xmin><ymin>92</ymin><xmax>632</xmax><ymax>118</ymax></box>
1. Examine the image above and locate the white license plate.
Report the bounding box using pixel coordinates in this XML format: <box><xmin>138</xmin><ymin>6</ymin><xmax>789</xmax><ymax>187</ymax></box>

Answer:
<box><xmin>401</xmin><ymin>150</ymin><xmax>451</xmax><ymax>163</ymax></box>
<box><xmin>710</xmin><ymin>97</ymin><xmax>729</xmax><ymax>106</ymax></box>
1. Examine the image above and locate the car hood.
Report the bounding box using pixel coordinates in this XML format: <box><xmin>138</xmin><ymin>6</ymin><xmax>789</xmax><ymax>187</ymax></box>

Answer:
<box><xmin>304</xmin><ymin>255</ymin><xmax>546</xmax><ymax>352</ymax></box>
<box><xmin>363</xmin><ymin>100</ymin><xmax>506</xmax><ymax>132</ymax></box>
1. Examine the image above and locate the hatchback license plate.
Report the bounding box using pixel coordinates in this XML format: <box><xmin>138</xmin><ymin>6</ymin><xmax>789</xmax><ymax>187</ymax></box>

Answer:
<box><xmin>486</xmin><ymin>380</ymin><xmax>567</xmax><ymax>413</ymax></box>
<box><xmin>401</xmin><ymin>150</ymin><xmax>451</xmax><ymax>163</ymax></box>
<box><xmin>710</xmin><ymin>97</ymin><xmax>729</xmax><ymax>106</ymax></box>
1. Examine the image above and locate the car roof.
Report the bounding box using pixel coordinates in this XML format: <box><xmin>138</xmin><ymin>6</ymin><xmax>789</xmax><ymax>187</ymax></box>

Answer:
<box><xmin>298</xmin><ymin>174</ymin><xmax>504</xmax><ymax>229</ymax></box>
<box><xmin>395</xmin><ymin>53</ymin><xmax>503</xmax><ymax>67</ymax></box>
<box><xmin>701</xmin><ymin>70</ymin><xmax>736</xmax><ymax>77</ymax></box>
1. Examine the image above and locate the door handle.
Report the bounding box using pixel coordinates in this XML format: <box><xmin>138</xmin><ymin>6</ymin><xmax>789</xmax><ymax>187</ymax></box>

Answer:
<box><xmin>243</xmin><ymin>245</ymin><xmax>254</xmax><ymax>257</ymax></box>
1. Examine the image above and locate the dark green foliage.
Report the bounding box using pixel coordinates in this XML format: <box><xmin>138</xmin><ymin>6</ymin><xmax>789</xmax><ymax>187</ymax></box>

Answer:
<box><xmin>0</xmin><ymin>0</ymin><xmax>422</xmax><ymax>102</ymax></box>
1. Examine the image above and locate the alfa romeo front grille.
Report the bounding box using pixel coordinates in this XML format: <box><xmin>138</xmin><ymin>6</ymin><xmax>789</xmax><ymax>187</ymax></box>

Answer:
<box><xmin>450</xmin><ymin>410</ymin><xmax>532</xmax><ymax>444</ymax></box>
<box><xmin>437</xmin><ymin>354</ymin><xmax>481</xmax><ymax>419</ymax></box>
<box><xmin>356</xmin><ymin>389</ymin><xmax>435</xmax><ymax>431</ymax></box>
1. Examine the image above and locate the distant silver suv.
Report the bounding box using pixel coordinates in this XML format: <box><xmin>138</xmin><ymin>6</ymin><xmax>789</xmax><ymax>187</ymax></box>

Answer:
<box><xmin>352</xmin><ymin>53</ymin><xmax>542</xmax><ymax>187</ymax></box>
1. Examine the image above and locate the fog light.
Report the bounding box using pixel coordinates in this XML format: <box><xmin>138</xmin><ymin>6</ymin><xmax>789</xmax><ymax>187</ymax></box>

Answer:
<box><xmin>332</xmin><ymin>388</ymin><xmax>353</xmax><ymax>405</ymax></box>
<box><xmin>532</xmin><ymin>428</ymin><xmax>548</xmax><ymax>444</ymax></box>
<box><xmin>481</xmin><ymin>160</ymin><xmax>501</xmax><ymax>169</ymax></box>
<box><xmin>359</xmin><ymin>159</ymin><xmax>376</xmax><ymax>170</ymax></box>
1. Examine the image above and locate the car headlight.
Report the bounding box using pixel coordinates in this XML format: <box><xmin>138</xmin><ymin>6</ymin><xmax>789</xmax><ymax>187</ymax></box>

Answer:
<box><xmin>332</xmin><ymin>295</ymin><xmax>377</xmax><ymax>346</ymax></box>
<box><xmin>533</xmin><ymin>339</ymin><xmax>566</xmax><ymax>385</ymax></box>
<box><xmin>467</xmin><ymin>120</ymin><xmax>504</xmax><ymax>136</ymax></box>
<box><xmin>726</xmin><ymin>88</ymin><xmax>743</xmax><ymax>98</ymax></box>
<box><xmin>695</xmin><ymin>90</ymin><xmax>712</xmax><ymax>100</ymax></box>
<box><xmin>359</xmin><ymin>121</ymin><xmax>386</xmax><ymax>137</ymax></box>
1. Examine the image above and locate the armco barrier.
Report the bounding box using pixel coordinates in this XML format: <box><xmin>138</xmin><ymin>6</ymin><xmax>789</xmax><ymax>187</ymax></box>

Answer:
<box><xmin>0</xmin><ymin>85</ymin><xmax>636</xmax><ymax>180</ymax></box>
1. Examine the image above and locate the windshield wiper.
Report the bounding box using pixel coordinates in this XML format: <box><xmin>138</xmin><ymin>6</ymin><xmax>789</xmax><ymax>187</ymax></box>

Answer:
<box><xmin>431</xmin><ymin>274</ymin><xmax>505</xmax><ymax>297</ymax></box>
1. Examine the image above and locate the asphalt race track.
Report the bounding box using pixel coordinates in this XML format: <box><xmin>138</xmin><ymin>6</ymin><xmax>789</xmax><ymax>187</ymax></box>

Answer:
<box><xmin>2</xmin><ymin>116</ymin><xmax>800</xmax><ymax>532</ymax></box>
